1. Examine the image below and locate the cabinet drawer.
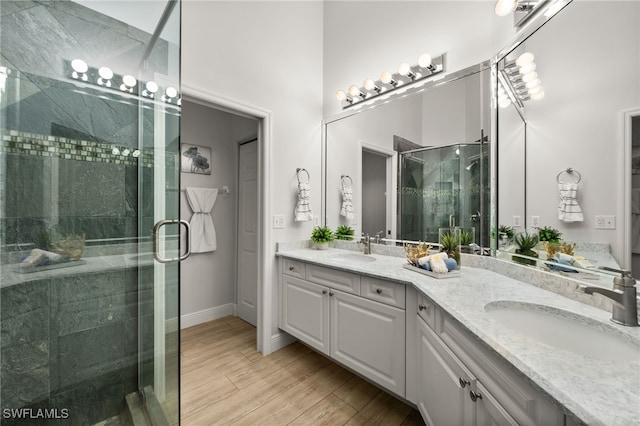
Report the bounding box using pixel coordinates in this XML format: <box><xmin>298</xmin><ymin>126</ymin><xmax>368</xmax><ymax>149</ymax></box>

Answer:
<box><xmin>417</xmin><ymin>293</ymin><xmax>437</xmax><ymax>329</ymax></box>
<box><xmin>361</xmin><ymin>276</ymin><xmax>405</xmax><ymax>309</ymax></box>
<box><xmin>282</xmin><ymin>259</ymin><xmax>305</xmax><ymax>279</ymax></box>
<box><xmin>305</xmin><ymin>264</ymin><xmax>360</xmax><ymax>295</ymax></box>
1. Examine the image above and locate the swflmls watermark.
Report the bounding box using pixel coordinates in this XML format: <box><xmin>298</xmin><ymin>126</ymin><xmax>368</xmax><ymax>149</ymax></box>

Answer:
<box><xmin>2</xmin><ymin>408</ymin><xmax>70</xmax><ymax>420</ymax></box>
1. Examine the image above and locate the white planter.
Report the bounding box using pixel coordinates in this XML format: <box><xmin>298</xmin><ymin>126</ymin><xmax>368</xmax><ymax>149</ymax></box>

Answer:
<box><xmin>313</xmin><ymin>242</ymin><xmax>329</xmax><ymax>250</ymax></box>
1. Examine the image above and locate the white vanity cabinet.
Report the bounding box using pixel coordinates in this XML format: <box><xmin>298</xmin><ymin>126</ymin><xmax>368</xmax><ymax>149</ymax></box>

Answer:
<box><xmin>413</xmin><ymin>293</ymin><xmax>564</xmax><ymax>426</ymax></box>
<box><xmin>280</xmin><ymin>260</ymin><xmax>406</xmax><ymax>397</ymax></box>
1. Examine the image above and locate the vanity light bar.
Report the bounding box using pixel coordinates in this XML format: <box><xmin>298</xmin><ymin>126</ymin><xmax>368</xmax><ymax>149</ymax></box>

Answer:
<box><xmin>66</xmin><ymin>58</ymin><xmax>180</xmax><ymax>105</ymax></box>
<box><xmin>499</xmin><ymin>51</ymin><xmax>544</xmax><ymax>108</ymax></box>
<box><xmin>336</xmin><ymin>53</ymin><xmax>445</xmax><ymax>110</ymax></box>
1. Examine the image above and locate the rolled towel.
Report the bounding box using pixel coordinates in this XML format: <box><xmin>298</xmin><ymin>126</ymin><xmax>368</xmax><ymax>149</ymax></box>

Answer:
<box><xmin>417</xmin><ymin>252</ymin><xmax>448</xmax><ymax>267</ymax></box>
<box><xmin>444</xmin><ymin>258</ymin><xmax>458</xmax><ymax>271</ymax></box>
<box><xmin>554</xmin><ymin>252</ymin><xmax>575</xmax><ymax>263</ymax></box>
<box><xmin>429</xmin><ymin>253</ymin><xmax>449</xmax><ymax>274</ymax></box>
<box><xmin>547</xmin><ymin>258</ymin><xmax>577</xmax><ymax>273</ymax></box>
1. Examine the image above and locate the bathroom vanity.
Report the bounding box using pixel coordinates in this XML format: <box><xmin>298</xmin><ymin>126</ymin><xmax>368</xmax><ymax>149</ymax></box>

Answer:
<box><xmin>277</xmin><ymin>245</ymin><xmax>640</xmax><ymax>426</ymax></box>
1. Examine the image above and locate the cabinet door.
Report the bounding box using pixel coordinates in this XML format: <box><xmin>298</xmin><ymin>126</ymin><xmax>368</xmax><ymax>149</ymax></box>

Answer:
<box><xmin>417</xmin><ymin>315</ymin><xmax>474</xmax><ymax>426</ymax></box>
<box><xmin>281</xmin><ymin>275</ymin><xmax>330</xmax><ymax>354</ymax></box>
<box><xmin>474</xmin><ymin>382</ymin><xmax>519</xmax><ymax>426</ymax></box>
<box><xmin>330</xmin><ymin>290</ymin><xmax>406</xmax><ymax>397</ymax></box>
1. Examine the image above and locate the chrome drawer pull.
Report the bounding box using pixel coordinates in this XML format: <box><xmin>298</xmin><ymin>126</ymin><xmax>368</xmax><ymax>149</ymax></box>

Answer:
<box><xmin>470</xmin><ymin>391</ymin><xmax>482</xmax><ymax>402</ymax></box>
<box><xmin>376</xmin><ymin>288</ymin><xmax>383</xmax><ymax>294</ymax></box>
<box><xmin>459</xmin><ymin>377</ymin><xmax>470</xmax><ymax>388</ymax></box>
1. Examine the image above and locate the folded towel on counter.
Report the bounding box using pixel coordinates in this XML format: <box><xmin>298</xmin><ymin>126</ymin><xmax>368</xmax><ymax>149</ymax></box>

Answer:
<box><xmin>546</xmin><ymin>258</ymin><xmax>578</xmax><ymax>273</ymax></box>
<box><xmin>294</xmin><ymin>181</ymin><xmax>314</xmax><ymax>221</ymax></box>
<box><xmin>429</xmin><ymin>253</ymin><xmax>449</xmax><ymax>274</ymax></box>
<box><xmin>20</xmin><ymin>249</ymin><xmax>69</xmax><ymax>268</ymax></box>
<box><xmin>186</xmin><ymin>187</ymin><xmax>218</xmax><ymax>253</ymax></box>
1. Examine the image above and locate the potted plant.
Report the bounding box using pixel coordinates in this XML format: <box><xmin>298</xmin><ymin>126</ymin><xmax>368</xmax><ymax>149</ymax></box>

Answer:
<box><xmin>310</xmin><ymin>226</ymin><xmax>333</xmax><ymax>250</ymax></box>
<box><xmin>498</xmin><ymin>225</ymin><xmax>514</xmax><ymax>247</ymax></box>
<box><xmin>439</xmin><ymin>231</ymin><xmax>461</xmax><ymax>265</ymax></box>
<box><xmin>538</xmin><ymin>226</ymin><xmax>562</xmax><ymax>258</ymax></box>
<box><xmin>459</xmin><ymin>230</ymin><xmax>474</xmax><ymax>254</ymax></box>
<box><xmin>335</xmin><ymin>225</ymin><xmax>355</xmax><ymax>241</ymax></box>
<box><xmin>513</xmin><ymin>232</ymin><xmax>539</xmax><ymax>266</ymax></box>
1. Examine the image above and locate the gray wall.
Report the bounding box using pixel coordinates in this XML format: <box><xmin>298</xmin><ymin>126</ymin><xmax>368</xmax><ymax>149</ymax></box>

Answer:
<box><xmin>180</xmin><ymin>100</ymin><xmax>257</xmax><ymax>319</ymax></box>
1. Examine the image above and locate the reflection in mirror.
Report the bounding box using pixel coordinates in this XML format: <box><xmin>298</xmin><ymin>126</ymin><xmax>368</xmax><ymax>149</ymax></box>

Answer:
<box><xmin>496</xmin><ymin>0</ymin><xmax>640</xmax><ymax>281</ymax></box>
<box><xmin>325</xmin><ymin>65</ymin><xmax>491</xmax><ymax>249</ymax></box>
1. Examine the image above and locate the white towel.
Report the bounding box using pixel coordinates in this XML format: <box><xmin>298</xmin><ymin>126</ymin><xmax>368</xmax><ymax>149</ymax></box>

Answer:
<box><xmin>185</xmin><ymin>187</ymin><xmax>218</xmax><ymax>253</ymax></box>
<box><xmin>558</xmin><ymin>182</ymin><xmax>583</xmax><ymax>222</ymax></box>
<box><xmin>340</xmin><ymin>185</ymin><xmax>354</xmax><ymax>220</ymax></box>
<box><xmin>294</xmin><ymin>181</ymin><xmax>313</xmax><ymax>221</ymax></box>
<box><xmin>633</xmin><ymin>189</ymin><xmax>640</xmax><ymax>253</ymax></box>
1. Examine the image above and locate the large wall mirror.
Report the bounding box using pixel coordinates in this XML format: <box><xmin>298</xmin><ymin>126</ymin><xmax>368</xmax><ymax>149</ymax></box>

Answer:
<box><xmin>496</xmin><ymin>0</ymin><xmax>640</xmax><ymax>280</ymax></box>
<box><xmin>324</xmin><ymin>65</ymin><xmax>492</xmax><ymax>248</ymax></box>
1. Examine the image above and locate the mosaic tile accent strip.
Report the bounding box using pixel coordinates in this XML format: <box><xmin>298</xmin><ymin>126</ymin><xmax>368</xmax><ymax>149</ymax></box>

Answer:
<box><xmin>0</xmin><ymin>130</ymin><xmax>154</xmax><ymax>167</ymax></box>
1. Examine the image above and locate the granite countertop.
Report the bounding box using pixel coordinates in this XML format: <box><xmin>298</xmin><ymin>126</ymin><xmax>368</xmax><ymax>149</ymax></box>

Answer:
<box><xmin>276</xmin><ymin>247</ymin><xmax>640</xmax><ymax>426</ymax></box>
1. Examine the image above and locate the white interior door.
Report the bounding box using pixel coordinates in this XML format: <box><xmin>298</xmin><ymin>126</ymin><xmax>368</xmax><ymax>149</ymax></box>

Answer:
<box><xmin>237</xmin><ymin>140</ymin><xmax>258</xmax><ymax>325</ymax></box>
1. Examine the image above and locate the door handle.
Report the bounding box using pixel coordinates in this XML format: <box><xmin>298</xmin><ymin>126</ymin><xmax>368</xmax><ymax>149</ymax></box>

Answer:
<box><xmin>153</xmin><ymin>219</ymin><xmax>191</xmax><ymax>263</ymax></box>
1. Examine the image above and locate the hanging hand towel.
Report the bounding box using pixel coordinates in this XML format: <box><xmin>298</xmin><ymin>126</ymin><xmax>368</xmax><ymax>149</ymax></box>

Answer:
<box><xmin>185</xmin><ymin>187</ymin><xmax>218</xmax><ymax>253</ymax></box>
<box><xmin>294</xmin><ymin>181</ymin><xmax>313</xmax><ymax>221</ymax></box>
<box><xmin>340</xmin><ymin>184</ymin><xmax>354</xmax><ymax>220</ymax></box>
<box><xmin>557</xmin><ymin>182</ymin><xmax>583</xmax><ymax>222</ymax></box>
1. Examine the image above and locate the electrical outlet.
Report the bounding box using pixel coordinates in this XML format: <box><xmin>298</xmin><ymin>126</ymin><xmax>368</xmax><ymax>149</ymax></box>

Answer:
<box><xmin>273</xmin><ymin>214</ymin><xmax>285</xmax><ymax>229</ymax></box>
<box><xmin>513</xmin><ymin>215</ymin><xmax>522</xmax><ymax>227</ymax></box>
<box><xmin>531</xmin><ymin>216</ymin><xmax>540</xmax><ymax>228</ymax></box>
<box><xmin>595</xmin><ymin>215</ymin><xmax>615</xmax><ymax>229</ymax></box>
<box><xmin>314</xmin><ymin>215</ymin><xmax>320</xmax><ymax>226</ymax></box>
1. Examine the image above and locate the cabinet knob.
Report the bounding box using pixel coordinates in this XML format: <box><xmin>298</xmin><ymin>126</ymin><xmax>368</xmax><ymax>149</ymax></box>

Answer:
<box><xmin>322</xmin><ymin>289</ymin><xmax>327</xmax><ymax>295</ymax></box>
<box><xmin>459</xmin><ymin>377</ymin><xmax>470</xmax><ymax>388</ymax></box>
<box><xmin>418</xmin><ymin>304</ymin><xmax>427</xmax><ymax>311</ymax></box>
<box><xmin>329</xmin><ymin>291</ymin><xmax>334</xmax><ymax>297</ymax></box>
<box><xmin>289</xmin><ymin>266</ymin><xmax>295</xmax><ymax>271</ymax></box>
<box><xmin>469</xmin><ymin>391</ymin><xmax>483</xmax><ymax>402</ymax></box>
<box><xmin>376</xmin><ymin>288</ymin><xmax>383</xmax><ymax>294</ymax></box>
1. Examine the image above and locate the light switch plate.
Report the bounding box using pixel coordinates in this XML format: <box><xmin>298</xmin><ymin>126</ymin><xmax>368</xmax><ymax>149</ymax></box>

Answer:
<box><xmin>595</xmin><ymin>215</ymin><xmax>615</xmax><ymax>229</ymax></box>
<box><xmin>273</xmin><ymin>215</ymin><xmax>285</xmax><ymax>229</ymax></box>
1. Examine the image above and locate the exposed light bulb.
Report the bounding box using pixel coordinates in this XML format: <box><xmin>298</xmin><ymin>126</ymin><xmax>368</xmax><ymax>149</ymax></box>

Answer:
<box><xmin>112</xmin><ymin>147</ymin><xmax>120</xmax><ymax>155</ymax></box>
<box><xmin>498</xmin><ymin>97</ymin><xmax>512</xmax><ymax>108</ymax></box>
<box><xmin>494</xmin><ymin>0</ymin><xmax>517</xmax><ymax>17</ymax></box>
<box><xmin>122</xmin><ymin>148</ymin><xmax>130</xmax><ymax>156</ymax></box>
<box><xmin>522</xmin><ymin>71</ymin><xmax>538</xmax><ymax>83</ymax></box>
<box><xmin>380</xmin><ymin>71</ymin><xmax>396</xmax><ymax>86</ymax></box>
<box><xmin>120</xmin><ymin>75</ymin><xmax>137</xmax><ymax>92</ymax></box>
<box><xmin>418</xmin><ymin>54</ymin><xmax>432</xmax><ymax>68</ymax></box>
<box><xmin>336</xmin><ymin>90</ymin><xmax>347</xmax><ymax>101</ymax></box>
<box><xmin>145</xmin><ymin>81</ymin><xmax>158</xmax><ymax>93</ymax></box>
<box><xmin>165</xmin><ymin>86</ymin><xmax>178</xmax><ymax>98</ymax></box>
<box><xmin>71</xmin><ymin>59</ymin><xmax>88</xmax><ymax>73</ymax></box>
<box><xmin>348</xmin><ymin>85</ymin><xmax>362</xmax><ymax>97</ymax></box>
<box><xmin>132</xmin><ymin>149</ymin><xmax>141</xmax><ymax>158</ymax></box>
<box><xmin>516</xmin><ymin>52</ymin><xmax>535</xmax><ymax>67</ymax></box>
<box><xmin>97</xmin><ymin>66</ymin><xmax>113</xmax><ymax>87</ymax></box>
<box><xmin>398</xmin><ymin>62</ymin><xmax>414</xmax><ymax>78</ymax></box>
<box><xmin>519</xmin><ymin>62</ymin><xmax>536</xmax><ymax>74</ymax></box>
<box><xmin>525</xmin><ymin>78</ymin><xmax>541</xmax><ymax>89</ymax></box>
<box><xmin>528</xmin><ymin>85</ymin><xmax>542</xmax><ymax>95</ymax></box>
<box><xmin>531</xmin><ymin>90</ymin><xmax>545</xmax><ymax>100</ymax></box>
<box><xmin>363</xmin><ymin>78</ymin><xmax>378</xmax><ymax>92</ymax></box>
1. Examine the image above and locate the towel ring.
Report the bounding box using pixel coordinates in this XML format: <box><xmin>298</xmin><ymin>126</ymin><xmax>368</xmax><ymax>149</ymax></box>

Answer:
<box><xmin>296</xmin><ymin>168</ymin><xmax>310</xmax><ymax>183</ymax></box>
<box><xmin>556</xmin><ymin>168</ymin><xmax>581</xmax><ymax>184</ymax></box>
<box><xmin>341</xmin><ymin>175</ymin><xmax>353</xmax><ymax>186</ymax></box>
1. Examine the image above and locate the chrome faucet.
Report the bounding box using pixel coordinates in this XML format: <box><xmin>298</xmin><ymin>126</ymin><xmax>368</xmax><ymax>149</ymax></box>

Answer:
<box><xmin>359</xmin><ymin>233</ymin><xmax>371</xmax><ymax>255</ymax></box>
<box><xmin>583</xmin><ymin>267</ymin><xmax>639</xmax><ymax>327</ymax></box>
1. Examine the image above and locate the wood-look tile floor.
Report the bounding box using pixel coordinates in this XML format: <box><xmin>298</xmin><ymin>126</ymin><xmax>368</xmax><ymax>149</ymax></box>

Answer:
<box><xmin>181</xmin><ymin>316</ymin><xmax>425</xmax><ymax>426</ymax></box>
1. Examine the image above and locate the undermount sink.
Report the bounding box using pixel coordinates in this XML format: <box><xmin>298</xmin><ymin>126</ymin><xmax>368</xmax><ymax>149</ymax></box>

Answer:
<box><xmin>329</xmin><ymin>253</ymin><xmax>376</xmax><ymax>263</ymax></box>
<box><xmin>484</xmin><ymin>301</ymin><xmax>640</xmax><ymax>361</ymax></box>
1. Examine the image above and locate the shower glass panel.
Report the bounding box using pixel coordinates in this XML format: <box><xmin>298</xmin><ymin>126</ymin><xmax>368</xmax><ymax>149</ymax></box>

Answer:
<box><xmin>0</xmin><ymin>1</ymin><xmax>181</xmax><ymax>425</ymax></box>
<box><xmin>399</xmin><ymin>144</ymin><xmax>487</xmax><ymax>246</ymax></box>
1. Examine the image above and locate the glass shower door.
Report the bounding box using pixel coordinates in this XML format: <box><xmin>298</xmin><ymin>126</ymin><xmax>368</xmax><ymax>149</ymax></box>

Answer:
<box><xmin>0</xmin><ymin>1</ymin><xmax>181</xmax><ymax>425</ymax></box>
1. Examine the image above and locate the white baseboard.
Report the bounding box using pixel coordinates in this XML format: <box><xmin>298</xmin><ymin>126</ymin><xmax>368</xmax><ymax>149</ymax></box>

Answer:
<box><xmin>270</xmin><ymin>331</ymin><xmax>297</xmax><ymax>353</ymax></box>
<box><xmin>180</xmin><ymin>303</ymin><xmax>236</xmax><ymax>329</ymax></box>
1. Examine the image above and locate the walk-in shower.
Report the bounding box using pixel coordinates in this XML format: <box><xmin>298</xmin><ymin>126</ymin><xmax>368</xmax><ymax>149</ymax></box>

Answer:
<box><xmin>398</xmin><ymin>143</ymin><xmax>489</xmax><ymax>247</ymax></box>
<box><xmin>1</xmin><ymin>1</ymin><xmax>181</xmax><ymax>424</ymax></box>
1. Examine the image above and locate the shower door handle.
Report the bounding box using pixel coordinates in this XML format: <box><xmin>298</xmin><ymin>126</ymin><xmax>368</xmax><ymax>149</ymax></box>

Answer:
<box><xmin>153</xmin><ymin>219</ymin><xmax>191</xmax><ymax>263</ymax></box>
